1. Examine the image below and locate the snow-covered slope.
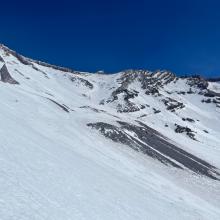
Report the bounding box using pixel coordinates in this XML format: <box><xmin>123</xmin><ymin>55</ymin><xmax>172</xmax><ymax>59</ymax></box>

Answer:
<box><xmin>0</xmin><ymin>44</ymin><xmax>220</xmax><ymax>220</ymax></box>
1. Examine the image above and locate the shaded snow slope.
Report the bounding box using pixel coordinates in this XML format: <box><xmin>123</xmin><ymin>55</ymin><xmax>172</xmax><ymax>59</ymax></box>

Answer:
<box><xmin>0</xmin><ymin>44</ymin><xmax>220</xmax><ymax>219</ymax></box>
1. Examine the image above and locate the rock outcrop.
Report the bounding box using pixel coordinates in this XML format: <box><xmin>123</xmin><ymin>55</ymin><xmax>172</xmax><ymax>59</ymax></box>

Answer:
<box><xmin>0</xmin><ymin>64</ymin><xmax>19</xmax><ymax>84</ymax></box>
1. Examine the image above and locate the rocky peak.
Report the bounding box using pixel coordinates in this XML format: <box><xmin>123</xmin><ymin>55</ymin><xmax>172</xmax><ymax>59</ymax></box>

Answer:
<box><xmin>186</xmin><ymin>75</ymin><xmax>209</xmax><ymax>90</ymax></box>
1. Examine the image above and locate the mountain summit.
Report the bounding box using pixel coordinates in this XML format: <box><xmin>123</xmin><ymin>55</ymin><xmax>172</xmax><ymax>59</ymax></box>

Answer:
<box><xmin>0</xmin><ymin>44</ymin><xmax>220</xmax><ymax>219</ymax></box>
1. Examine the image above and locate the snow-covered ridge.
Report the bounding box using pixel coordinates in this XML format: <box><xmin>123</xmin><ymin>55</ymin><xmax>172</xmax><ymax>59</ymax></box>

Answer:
<box><xmin>0</xmin><ymin>44</ymin><xmax>220</xmax><ymax>220</ymax></box>
<box><xmin>0</xmin><ymin>44</ymin><xmax>77</xmax><ymax>73</ymax></box>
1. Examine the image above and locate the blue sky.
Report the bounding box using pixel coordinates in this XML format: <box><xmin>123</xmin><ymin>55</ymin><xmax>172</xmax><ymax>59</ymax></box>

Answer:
<box><xmin>0</xmin><ymin>0</ymin><xmax>220</xmax><ymax>77</ymax></box>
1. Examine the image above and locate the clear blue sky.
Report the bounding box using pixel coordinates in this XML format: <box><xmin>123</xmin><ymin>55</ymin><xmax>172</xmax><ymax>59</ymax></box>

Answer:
<box><xmin>1</xmin><ymin>0</ymin><xmax>220</xmax><ymax>77</ymax></box>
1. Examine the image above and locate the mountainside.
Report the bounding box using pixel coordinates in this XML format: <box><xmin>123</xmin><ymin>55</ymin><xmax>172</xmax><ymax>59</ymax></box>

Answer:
<box><xmin>0</xmin><ymin>44</ymin><xmax>220</xmax><ymax>220</ymax></box>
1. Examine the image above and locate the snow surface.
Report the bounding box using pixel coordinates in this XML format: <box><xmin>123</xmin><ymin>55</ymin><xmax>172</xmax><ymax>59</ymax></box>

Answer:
<box><xmin>0</xmin><ymin>45</ymin><xmax>220</xmax><ymax>219</ymax></box>
<box><xmin>208</xmin><ymin>81</ymin><xmax>220</xmax><ymax>93</ymax></box>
